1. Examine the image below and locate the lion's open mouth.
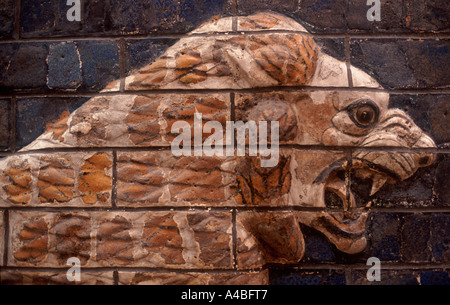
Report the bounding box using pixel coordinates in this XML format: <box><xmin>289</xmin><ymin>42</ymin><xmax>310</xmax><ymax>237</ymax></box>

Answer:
<box><xmin>323</xmin><ymin>159</ymin><xmax>398</xmax><ymax>211</ymax></box>
<box><xmin>316</xmin><ymin>159</ymin><xmax>399</xmax><ymax>238</ymax></box>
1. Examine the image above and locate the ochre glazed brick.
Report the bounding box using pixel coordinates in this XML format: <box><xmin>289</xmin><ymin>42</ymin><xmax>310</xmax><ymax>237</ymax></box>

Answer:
<box><xmin>0</xmin><ymin>152</ymin><xmax>112</xmax><ymax>207</ymax></box>
<box><xmin>0</xmin><ymin>270</ymin><xmax>115</xmax><ymax>285</ymax></box>
<box><xmin>13</xmin><ymin>218</ymin><xmax>49</xmax><ymax>264</ymax></box>
<box><xmin>118</xmin><ymin>270</ymin><xmax>269</xmax><ymax>285</ymax></box>
<box><xmin>142</xmin><ymin>213</ymin><xmax>185</xmax><ymax>265</ymax></box>
<box><xmin>2</xmin><ymin>159</ymin><xmax>33</xmax><ymax>204</ymax></box>
<box><xmin>8</xmin><ymin>211</ymin><xmax>232</xmax><ymax>269</ymax></box>
<box><xmin>117</xmin><ymin>152</ymin><xmax>238</xmax><ymax>206</ymax></box>
<box><xmin>79</xmin><ymin>153</ymin><xmax>113</xmax><ymax>204</ymax></box>
<box><xmin>38</xmin><ymin>156</ymin><xmax>75</xmax><ymax>203</ymax></box>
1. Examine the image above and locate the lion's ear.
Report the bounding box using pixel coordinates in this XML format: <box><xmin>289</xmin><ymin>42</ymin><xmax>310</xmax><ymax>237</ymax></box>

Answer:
<box><xmin>127</xmin><ymin>32</ymin><xmax>319</xmax><ymax>90</ymax></box>
<box><xmin>245</xmin><ymin>33</ymin><xmax>318</xmax><ymax>86</ymax></box>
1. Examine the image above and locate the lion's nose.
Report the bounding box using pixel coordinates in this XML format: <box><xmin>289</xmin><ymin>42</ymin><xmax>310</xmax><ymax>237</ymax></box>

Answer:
<box><xmin>412</xmin><ymin>133</ymin><xmax>436</xmax><ymax>168</ymax></box>
<box><xmin>379</xmin><ymin>109</ymin><xmax>436</xmax><ymax>168</ymax></box>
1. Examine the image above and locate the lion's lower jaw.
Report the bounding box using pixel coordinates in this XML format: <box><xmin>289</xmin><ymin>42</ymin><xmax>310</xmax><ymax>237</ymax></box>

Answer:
<box><xmin>294</xmin><ymin>211</ymin><xmax>368</xmax><ymax>255</ymax></box>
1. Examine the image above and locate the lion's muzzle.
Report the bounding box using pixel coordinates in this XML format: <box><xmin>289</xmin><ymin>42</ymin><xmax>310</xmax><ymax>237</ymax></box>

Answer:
<box><xmin>355</xmin><ymin>108</ymin><xmax>436</xmax><ymax>182</ymax></box>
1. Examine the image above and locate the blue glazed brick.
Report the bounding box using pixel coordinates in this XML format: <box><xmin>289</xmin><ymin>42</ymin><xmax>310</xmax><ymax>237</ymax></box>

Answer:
<box><xmin>20</xmin><ymin>0</ymin><xmax>56</xmax><ymax>38</ymax></box>
<box><xmin>270</xmin><ymin>270</ymin><xmax>346</xmax><ymax>285</ymax></box>
<box><xmin>0</xmin><ymin>43</ymin><xmax>48</xmax><ymax>93</ymax></box>
<box><xmin>20</xmin><ymin>0</ymin><xmax>230</xmax><ymax>37</ymax></box>
<box><xmin>405</xmin><ymin>0</ymin><xmax>450</xmax><ymax>33</ymax></box>
<box><xmin>110</xmin><ymin>0</ymin><xmax>229</xmax><ymax>35</ymax></box>
<box><xmin>179</xmin><ymin>0</ymin><xmax>230</xmax><ymax>30</ymax></box>
<box><xmin>350</xmin><ymin>39</ymin><xmax>450</xmax><ymax>90</ymax></box>
<box><xmin>47</xmin><ymin>42</ymin><xmax>82</xmax><ymax>90</ymax></box>
<box><xmin>352</xmin><ymin>270</ymin><xmax>420</xmax><ymax>285</ymax></box>
<box><xmin>314</xmin><ymin>38</ymin><xmax>346</xmax><ymax>62</ymax></box>
<box><xmin>296</xmin><ymin>0</ymin><xmax>347</xmax><ymax>33</ymax></box>
<box><xmin>0</xmin><ymin>0</ymin><xmax>14</xmax><ymax>38</ymax></box>
<box><xmin>54</xmin><ymin>0</ymin><xmax>83</xmax><ymax>34</ymax></box>
<box><xmin>370</xmin><ymin>166</ymin><xmax>435</xmax><ymax>207</ymax></box>
<box><xmin>16</xmin><ymin>97</ymin><xmax>88</xmax><ymax>149</ymax></box>
<box><xmin>401</xmin><ymin>214</ymin><xmax>432</xmax><ymax>262</ymax></box>
<box><xmin>389</xmin><ymin>94</ymin><xmax>450</xmax><ymax>146</ymax></box>
<box><xmin>237</xmin><ymin>0</ymin><xmax>298</xmax><ymax>15</ymax></box>
<box><xmin>430</xmin><ymin>215</ymin><xmax>450</xmax><ymax>262</ymax></box>
<box><xmin>367</xmin><ymin>213</ymin><xmax>400</xmax><ymax>261</ymax></box>
<box><xmin>84</xmin><ymin>0</ymin><xmax>113</xmax><ymax>34</ymax></box>
<box><xmin>300</xmin><ymin>225</ymin><xmax>335</xmax><ymax>263</ymax></box>
<box><xmin>420</xmin><ymin>270</ymin><xmax>450</xmax><ymax>285</ymax></box>
<box><xmin>0</xmin><ymin>99</ymin><xmax>11</xmax><ymax>150</ymax></box>
<box><xmin>76</xmin><ymin>40</ymin><xmax>120</xmax><ymax>91</ymax></box>
<box><xmin>435</xmin><ymin>154</ymin><xmax>450</xmax><ymax>206</ymax></box>
<box><xmin>126</xmin><ymin>38</ymin><xmax>176</xmax><ymax>75</ymax></box>
<box><xmin>347</xmin><ymin>0</ymin><xmax>404</xmax><ymax>33</ymax></box>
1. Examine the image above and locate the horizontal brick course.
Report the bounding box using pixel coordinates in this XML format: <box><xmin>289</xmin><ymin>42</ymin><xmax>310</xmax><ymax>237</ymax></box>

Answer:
<box><xmin>7</xmin><ymin>210</ymin><xmax>233</xmax><ymax>269</ymax></box>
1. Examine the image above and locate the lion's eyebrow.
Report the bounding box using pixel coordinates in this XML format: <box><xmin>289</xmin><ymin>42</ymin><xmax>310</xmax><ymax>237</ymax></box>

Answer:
<box><xmin>332</xmin><ymin>91</ymin><xmax>389</xmax><ymax>112</ymax></box>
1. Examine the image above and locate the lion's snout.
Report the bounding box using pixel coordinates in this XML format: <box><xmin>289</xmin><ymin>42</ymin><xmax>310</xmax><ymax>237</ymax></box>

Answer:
<box><xmin>355</xmin><ymin>109</ymin><xmax>436</xmax><ymax>181</ymax></box>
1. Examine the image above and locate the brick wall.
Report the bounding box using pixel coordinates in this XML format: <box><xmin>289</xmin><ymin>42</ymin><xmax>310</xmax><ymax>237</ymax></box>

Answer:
<box><xmin>0</xmin><ymin>0</ymin><xmax>449</xmax><ymax>285</ymax></box>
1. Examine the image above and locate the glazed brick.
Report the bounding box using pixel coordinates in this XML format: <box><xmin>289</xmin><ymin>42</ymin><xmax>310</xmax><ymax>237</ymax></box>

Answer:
<box><xmin>419</xmin><ymin>270</ymin><xmax>450</xmax><ymax>285</ymax></box>
<box><xmin>434</xmin><ymin>153</ymin><xmax>450</xmax><ymax>205</ymax></box>
<box><xmin>347</xmin><ymin>0</ymin><xmax>404</xmax><ymax>33</ymax></box>
<box><xmin>365</xmin><ymin>152</ymin><xmax>450</xmax><ymax>208</ymax></box>
<box><xmin>47</xmin><ymin>42</ymin><xmax>83</xmax><ymax>90</ymax></box>
<box><xmin>19</xmin><ymin>0</ymin><xmax>55</xmax><ymax>38</ymax></box>
<box><xmin>116</xmin><ymin>152</ymin><xmax>237</xmax><ymax>207</ymax></box>
<box><xmin>0</xmin><ymin>0</ymin><xmax>14</xmax><ymax>38</ymax></box>
<box><xmin>20</xmin><ymin>0</ymin><xmax>230</xmax><ymax>38</ymax></box>
<box><xmin>430</xmin><ymin>215</ymin><xmax>450</xmax><ymax>262</ymax></box>
<box><xmin>0</xmin><ymin>43</ymin><xmax>48</xmax><ymax>94</ymax></box>
<box><xmin>0</xmin><ymin>41</ymin><xmax>119</xmax><ymax>94</ymax></box>
<box><xmin>401</xmin><ymin>214</ymin><xmax>432</xmax><ymax>262</ymax></box>
<box><xmin>270</xmin><ymin>269</ymin><xmax>346</xmax><ymax>285</ymax></box>
<box><xmin>7</xmin><ymin>211</ymin><xmax>233</xmax><ymax>269</ymax></box>
<box><xmin>366</xmin><ymin>165</ymin><xmax>435</xmax><ymax>208</ymax></box>
<box><xmin>389</xmin><ymin>94</ymin><xmax>450</xmax><ymax>146</ymax></box>
<box><xmin>351</xmin><ymin>269</ymin><xmax>419</xmax><ymax>285</ymax></box>
<box><xmin>0</xmin><ymin>99</ymin><xmax>10</xmax><ymax>150</ymax></box>
<box><xmin>314</xmin><ymin>38</ymin><xmax>346</xmax><ymax>62</ymax></box>
<box><xmin>0</xmin><ymin>210</ymin><xmax>3</xmax><ymax>266</ymax></box>
<box><xmin>295</xmin><ymin>0</ymin><xmax>347</xmax><ymax>33</ymax></box>
<box><xmin>366</xmin><ymin>213</ymin><xmax>401</xmax><ymax>262</ymax></box>
<box><xmin>237</xmin><ymin>0</ymin><xmax>450</xmax><ymax>34</ymax></box>
<box><xmin>76</xmin><ymin>40</ymin><xmax>120</xmax><ymax>92</ymax></box>
<box><xmin>109</xmin><ymin>0</ymin><xmax>225</xmax><ymax>35</ymax></box>
<box><xmin>15</xmin><ymin>97</ymin><xmax>88</xmax><ymax>149</ymax></box>
<box><xmin>126</xmin><ymin>38</ymin><xmax>176</xmax><ymax>75</ymax></box>
<box><xmin>0</xmin><ymin>152</ymin><xmax>112</xmax><ymax>207</ymax></box>
<box><xmin>299</xmin><ymin>224</ymin><xmax>336</xmax><ymax>263</ymax></box>
<box><xmin>237</xmin><ymin>0</ymin><xmax>298</xmax><ymax>17</ymax></box>
<box><xmin>0</xmin><ymin>270</ymin><xmax>115</xmax><ymax>285</ymax></box>
<box><xmin>350</xmin><ymin>39</ymin><xmax>450</xmax><ymax>89</ymax></box>
<box><xmin>405</xmin><ymin>0</ymin><xmax>450</xmax><ymax>33</ymax></box>
<box><xmin>119</xmin><ymin>270</ymin><xmax>269</xmax><ymax>285</ymax></box>
<box><xmin>351</xmin><ymin>269</ymin><xmax>450</xmax><ymax>285</ymax></box>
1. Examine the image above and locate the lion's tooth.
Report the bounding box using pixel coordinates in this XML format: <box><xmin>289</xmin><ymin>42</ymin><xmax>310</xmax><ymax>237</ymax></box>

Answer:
<box><xmin>370</xmin><ymin>175</ymin><xmax>388</xmax><ymax>196</ymax></box>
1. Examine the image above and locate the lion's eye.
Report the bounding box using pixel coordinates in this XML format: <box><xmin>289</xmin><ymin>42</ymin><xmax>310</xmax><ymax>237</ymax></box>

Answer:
<box><xmin>355</xmin><ymin>105</ymin><xmax>376</xmax><ymax>125</ymax></box>
<box><xmin>348</xmin><ymin>100</ymin><xmax>379</xmax><ymax>128</ymax></box>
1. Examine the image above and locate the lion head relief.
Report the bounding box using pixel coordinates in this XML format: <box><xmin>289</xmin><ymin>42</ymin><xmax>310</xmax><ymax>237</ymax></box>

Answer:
<box><xmin>0</xmin><ymin>12</ymin><xmax>436</xmax><ymax>279</ymax></box>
